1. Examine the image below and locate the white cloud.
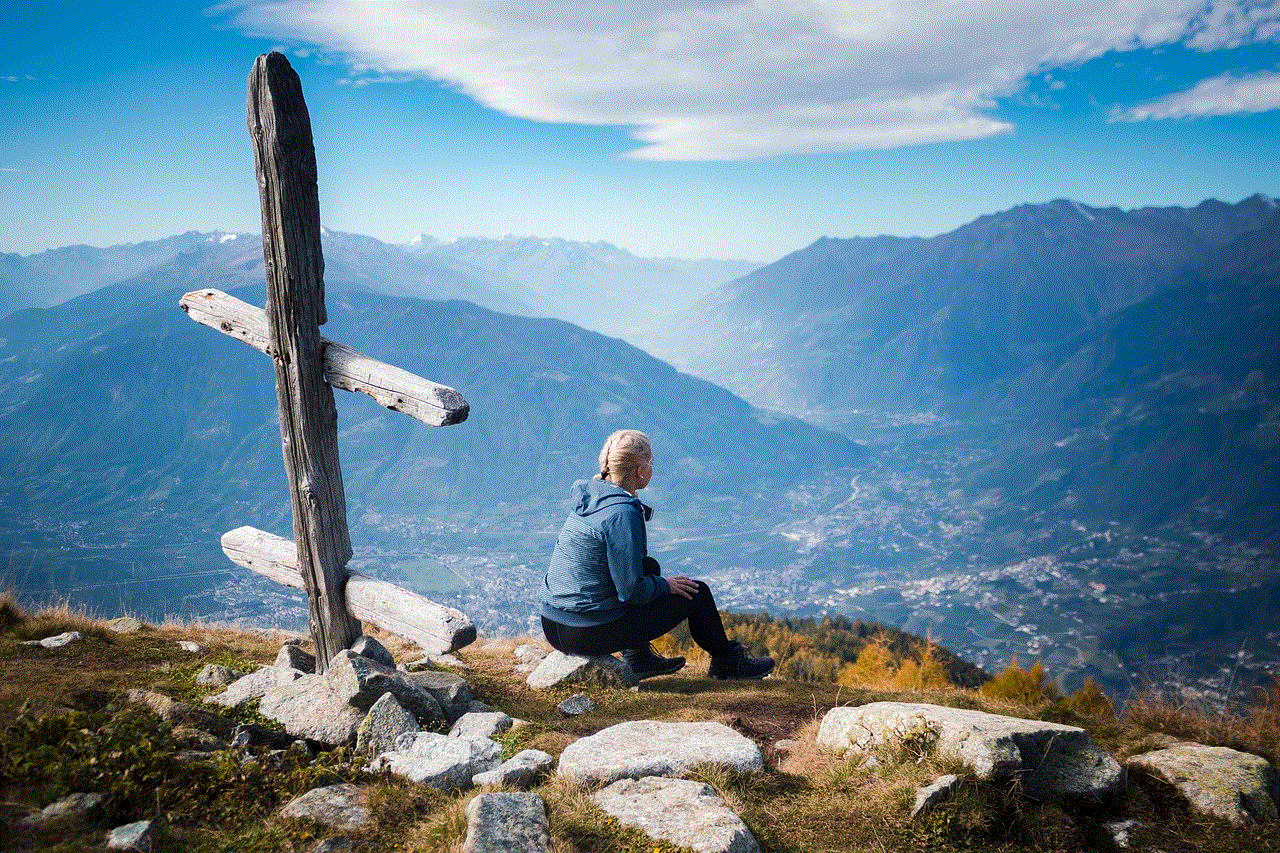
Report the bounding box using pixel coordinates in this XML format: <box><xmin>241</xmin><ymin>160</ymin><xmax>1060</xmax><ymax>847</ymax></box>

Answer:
<box><xmin>1111</xmin><ymin>69</ymin><xmax>1280</xmax><ymax>120</ymax></box>
<box><xmin>223</xmin><ymin>1</ymin><xmax>1279</xmax><ymax>160</ymax></box>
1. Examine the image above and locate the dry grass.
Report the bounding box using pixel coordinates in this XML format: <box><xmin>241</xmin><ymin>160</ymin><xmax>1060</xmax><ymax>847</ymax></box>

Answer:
<box><xmin>5</xmin><ymin>603</ymin><xmax>1280</xmax><ymax>853</ymax></box>
<box><xmin>1122</xmin><ymin>677</ymin><xmax>1280</xmax><ymax>765</ymax></box>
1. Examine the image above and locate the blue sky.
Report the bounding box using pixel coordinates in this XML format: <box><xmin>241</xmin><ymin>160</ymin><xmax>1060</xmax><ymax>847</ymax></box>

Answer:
<box><xmin>2</xmin><ymin>1</ymin><xmax>1278</xmax><ymax>262</ymax></box>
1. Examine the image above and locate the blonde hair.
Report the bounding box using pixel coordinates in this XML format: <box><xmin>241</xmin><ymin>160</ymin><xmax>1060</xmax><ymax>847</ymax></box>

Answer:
<box><xmin>595</xmin><ymin>429</ymin><xmax>652</xmax><ymax>483</ymax></box>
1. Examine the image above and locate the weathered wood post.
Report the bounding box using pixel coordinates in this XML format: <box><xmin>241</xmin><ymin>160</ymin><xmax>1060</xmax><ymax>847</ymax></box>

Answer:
<box><xmin>248</xmin><ymin>51</ymin><xmax>360</xmax><ymax>669</ymax></box>
<box><xmin>182</xmin><ymin>52</ymin><xmax>474</xmax><ymax>668</ymax></box>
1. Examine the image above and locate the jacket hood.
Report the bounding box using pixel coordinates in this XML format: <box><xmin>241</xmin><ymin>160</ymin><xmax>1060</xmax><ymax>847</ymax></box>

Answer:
<box><xmin>570</xmin><ymin>478</ymin><xmax>653</xmax><ymax>521</ymax></box>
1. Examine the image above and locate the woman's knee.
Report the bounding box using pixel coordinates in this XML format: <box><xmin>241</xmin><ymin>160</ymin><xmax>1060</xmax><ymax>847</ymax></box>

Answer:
<box><xmin>690</xmin><ymin>579</ymin><xmax>718</xmax><ymax>609</ymax></box>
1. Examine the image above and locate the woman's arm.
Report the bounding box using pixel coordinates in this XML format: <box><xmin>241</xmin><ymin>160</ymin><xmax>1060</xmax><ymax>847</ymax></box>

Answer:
<box><xmin>602</xmin><ymin>506</ymin><xmax>669</xmax><ymax>606</ymax></box>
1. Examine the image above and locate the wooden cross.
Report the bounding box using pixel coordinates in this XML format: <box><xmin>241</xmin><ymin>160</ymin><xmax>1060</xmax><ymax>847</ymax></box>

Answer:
<box><xmin>180</xmin><ymin>52</ymin><xmax>474</xmax><ymax>672</ymax></box>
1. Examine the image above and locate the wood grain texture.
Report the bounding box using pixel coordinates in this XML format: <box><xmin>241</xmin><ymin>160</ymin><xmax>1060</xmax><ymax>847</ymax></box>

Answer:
<box><xmin>222</xmin><ymin>526</ymin><xmax>477</xmax><ymax>654</ymax></box>
<box><xmin>180</xmin><ymin>288</ymin><xmax>469</xmax><ymax>426</ymax></box>
<box><xmin>249</xmin><ymin>51</ymin><xmax>358</xmax><ymax>670</ymax></box>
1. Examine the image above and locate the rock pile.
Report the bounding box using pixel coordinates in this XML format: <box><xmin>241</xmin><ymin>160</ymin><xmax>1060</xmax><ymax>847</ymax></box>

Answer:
<box><xmin>16</xmin><ymin>629</ymin><xmax>1279</xmax><ymax>852</ymax></box>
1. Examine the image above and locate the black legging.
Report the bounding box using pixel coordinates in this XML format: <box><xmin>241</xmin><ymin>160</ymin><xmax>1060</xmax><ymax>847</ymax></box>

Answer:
<box><xmin>541</xmin><ymin>580</ymin><xmax>736</xmax><ymax>658</ymax></box>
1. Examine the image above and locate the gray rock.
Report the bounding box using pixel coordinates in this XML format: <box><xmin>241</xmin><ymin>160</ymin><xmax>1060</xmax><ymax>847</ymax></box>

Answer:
<box><xmin>106</xmin><ymin>820</ymin><xmax>158</xmax><ymax>851</ymax></box>
<box><xmin>370</xmin><ymin>731</ymin><xmax>503</xmax><ymax>788</ymax></box>
<box><xmin>526</xmin><ymin>651</ymin><xmax>638</xmax><ymax>689</ymax></box>
<box><xmin>177</xmin><ymin>640</ymin><xmax>203</xmax><ymax>653</ymax></box>
<box><xmin>126</xmin><ymin>689</ymin><xmax>233</xmax><ymax>738</ymax></box>
<box><xmin>21</xmin><ymin>792</ymin><xmax>103</xmax><ymax>826</ymax></box>
<box><xmin>463</xmin><ymin>792</ymin><xmax>552</xmax><ymax>853</ymax></box>
<box><xmin>472</xmin><ymin>749</ymin><xmax>555</xmax><ymax>789</ymax></box>
<box><xmin>592</xmin><ymin>776</ymin><xmax>761</xmax><ymax>853</ymax></box>
<box><xmin>450</xmin><ymin>711</ymin><xmax>513</xmax><ymax>740</ymax></box>
<box><xmin>205</xmin><ymin>666</ymin><xmax>277</xmax><ymax>708</ymax></box>
<box><xmin>276</xmin><ymin>644</ymin><xmax>317</xmax><ymax>673</ymax></box>
<box><xmin>817</xmin><ymin>702</ymin><xmax>1123</xmax><ymax>801</ymax></box>
<box><xmin>195</xmin><ymin>663</ymin><xmax>242</xmax><ymax>689</ymax></box>
<box><xmin>350</xmin><ymin>635</ymin><xmax>396</xmax><ymax>668</ymax></box>
<box><xmin>404</xmin><ymin>669</ymin><xmax>474</xmax><ymax>723</ymax></box>
<box><xmin>356</xmin><ymin>692</ymin><xmax>420</xmax><ymax>758</ymax></box>
<box><xmin>171</xmin><ymin>726</ymin><xmax>227</xmax><ymax>751</ymax></box>
<box><xmin>257</xmin><ymin>673</ymin><xmax>366</xmax><ymax>746</ymax></box>
<box><xmin>911</xmin><ymin>774</ymin><xmax>961</xmax><ymax>819</ymax></box>
<box><xmin>557</xmin><ymin>693</ymin><xmax>595</xmax><ymax>716</ymax></box>
<box><xmin>280</xmin><ymin>783</ymin><xmax>371</xmax><ymax>831</ymax></box>
<box><xmin>25</xmin><ymin>630</ymin><xmax>83</xmax><ymax>648</ymax></box>
<box><xmin>558</xmin><ymin>720</ymin><xmax>764</xmax><ymax>785</ymax></box>
<box><xmin>326</xmin><ymin>650</ymin><xmax>447</xmax><ymax>730</ymax></box>
<box><xmin>1127</xmin><ymin>742</ymin><xmax>1279</xmax><ymax>824</ymax></box>
<box><xmin>105</xmin><ymin>617</ymin><xmax>144</xmax><ymax>633</ymax></box>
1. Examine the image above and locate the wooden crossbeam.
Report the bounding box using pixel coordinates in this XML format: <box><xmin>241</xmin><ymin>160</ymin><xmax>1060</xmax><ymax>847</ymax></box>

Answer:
<box><xmin>221</xmin><ymin>526</ymin><xmax>476</xmax><ymax>655</ymax></box>
<box><xmin>180</xmin><ymin>288</ymin><xmax>469</xmax><ymax>427</ymax></box>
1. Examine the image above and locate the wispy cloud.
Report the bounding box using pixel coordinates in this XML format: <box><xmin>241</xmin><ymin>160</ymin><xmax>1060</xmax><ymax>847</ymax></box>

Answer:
<box><xmin>1111</xmin><ymin>69</ymin><xmax>1280</xmax><ymax>120</ymax></box>
<box><xmin>222</xmin><ymin>1</ymin><xmax>1280</xmax><ymax>160</ymax></box>
<box><xmin>0</xmin><ymin>167</ymin><xmax>23</xmax><ymax>172</ymax></box>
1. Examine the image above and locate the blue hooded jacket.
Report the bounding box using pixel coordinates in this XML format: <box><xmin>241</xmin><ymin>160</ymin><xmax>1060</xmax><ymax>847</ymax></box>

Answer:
<box><xmin>540</xmin><ymin>478</ymin><xmax>670</xmax><ymax>627</ymax></box>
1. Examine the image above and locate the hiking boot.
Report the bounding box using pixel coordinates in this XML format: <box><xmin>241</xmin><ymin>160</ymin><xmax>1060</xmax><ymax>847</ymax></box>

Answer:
<box><xmin>708</xmin><ymin>641</ymin><xmax>775</xmax><ymax>680</ymax></box>
<box><xmin>621</xmin><ymin>644</ymin><xmax>686</xmax><ymax>680</ymax></box>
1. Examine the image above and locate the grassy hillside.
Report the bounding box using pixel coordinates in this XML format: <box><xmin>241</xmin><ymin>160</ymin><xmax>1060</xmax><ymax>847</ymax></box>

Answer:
<box><xmin>2</xmin><ymin>600</ymin><xmax>1277</xmax><ymax>853</ymax></box>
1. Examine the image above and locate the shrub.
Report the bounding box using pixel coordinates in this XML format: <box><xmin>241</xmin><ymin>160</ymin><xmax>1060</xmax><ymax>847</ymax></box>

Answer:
<box><xmin>979</xmin><ymin>656</ymin><xmax>1061</xmax><ymax>706</ymax></box>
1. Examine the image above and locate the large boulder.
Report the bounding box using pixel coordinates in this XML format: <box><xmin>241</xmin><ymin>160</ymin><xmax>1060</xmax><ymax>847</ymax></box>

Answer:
<box><xmin>370</xmin><ymin>731</ymin><xmax>503</xmax><ymax>789</ymax></box>
<box><xmin>558</xmin><ymin>720</ymin><xmax>763</xmax><ymax>785</ymax></box>
<box><xmin>592</xmin><ymin>776</ymin><xmax>761</xmax><ymax>853</ymax></box>
<box><xmin>257</xmin><ymin>674</ymin><xmax>365</xmax><ymax>745</ymax></box>
<box><xmin>526</xmin><ymin>651</ymin><xmax>638</xmax><ymax>690</ymax></box>
<box><xmin>817</xmin><ymin>702</ymin><xmax>1122</xmax><ymax>801</ymax></box>
<box><xmin>1127</xmin><ymin>742</ymin><xmax>1279</xmax><ymax>825</ymax></box>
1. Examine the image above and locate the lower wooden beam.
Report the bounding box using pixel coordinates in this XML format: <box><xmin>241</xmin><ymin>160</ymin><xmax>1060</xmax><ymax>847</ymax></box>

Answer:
<box><xmin>221</xmin><ymin>526</ymin><xmax>477</xmax><ymax>655</ymax></box>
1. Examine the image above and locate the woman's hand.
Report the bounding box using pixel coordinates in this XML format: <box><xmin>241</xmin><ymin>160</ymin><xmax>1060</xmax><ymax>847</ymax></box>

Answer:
<box><xmin>667</xmin><ymin>575</ymin><xmax>699</xmax><ymax>599</ymax></box>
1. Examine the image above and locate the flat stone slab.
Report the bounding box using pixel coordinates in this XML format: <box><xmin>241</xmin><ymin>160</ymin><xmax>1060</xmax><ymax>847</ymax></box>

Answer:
<box><xmin>1127</xmin><ymin>742</ymin><xmax>1278</xmax><ymax>825</ymax></box>
<box><xmin>592</xmin><ymin>776</ymin><xmax>761</xmax><ymax>853</ymax></box>
<box><xmin>558</xmin><ymin>720</ymin><xmax>763</xmax><ymax>785</ymax></box>
<box><xmin>526</xmin><ymin>651</ymin><xmax>638</xmax><ymax>689</ymax></box>
<box><xmin>370</xmin><ymin>731</ymin><xmax>502</xmax><ymax>789</ymax></box>
<box><xmin>817</xmin><ymin>702</ymin><xmax>1122</xmax><ymax>801</ymax></box>
<box><xmin>257</xmin><ymin>674</ymin><xmax>366</xmax><ymax>746</ymax></box>
<box><xmin>463</xmin><ymin>792</ymin><xmax>552</xmax><ymax>853</ymax></box>
<box><xmin>472</xmin><ymin>749</ymin><xmax>555</xmax><ymax>789</ymax></box>
<box><xmin>281</xmin><ymin>783</ymin><xmax>371</xmax><ymax>831</ymax></box>
<box><xmin>450</xmin><ymin>711</ymin><xmax>513</xmax><ymax>740</ymax></box>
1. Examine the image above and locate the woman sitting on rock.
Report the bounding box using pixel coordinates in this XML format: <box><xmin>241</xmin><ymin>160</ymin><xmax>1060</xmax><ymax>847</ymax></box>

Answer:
<box><xmin>540</xmin><ymin>428</ymin><xmax>774</xmax><ymax>681</ymax></box>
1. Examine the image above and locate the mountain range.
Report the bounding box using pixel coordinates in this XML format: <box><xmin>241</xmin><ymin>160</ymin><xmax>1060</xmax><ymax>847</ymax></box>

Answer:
<box><xmin>1</xmin><ymin>197</ymin><xmax>1276</xmax><ymax>702</ymax></box>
